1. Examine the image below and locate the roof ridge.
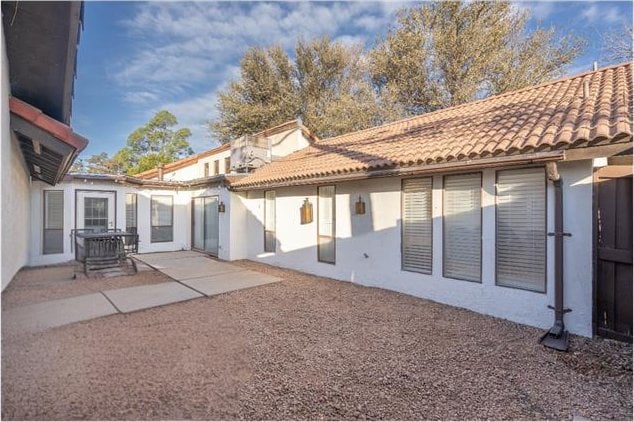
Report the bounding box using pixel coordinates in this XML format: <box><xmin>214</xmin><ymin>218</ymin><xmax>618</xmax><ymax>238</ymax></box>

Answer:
<box><xmin>320</xmin><ymin>61</ymin><xmax>632</xmax><ymax>144</ymax></box>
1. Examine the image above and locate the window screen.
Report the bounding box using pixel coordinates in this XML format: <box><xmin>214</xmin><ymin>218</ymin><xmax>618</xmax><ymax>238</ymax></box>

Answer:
<box><xmin>402</xmin><ymin>177</ymin><xmax>433</xmax><ymax>274</ymax></box>
<box><xmin>125</xmin><ymin>193</ymin><xmax>137</xmax><ymax>234</ymax></box>
<box><xmin>443</xmin><ymin>173</ymin><xmax>481</xmax><ymax>282</ymax></box>
<box><xmin>214</xmin><ymin>160</ymin><xmax>219</xmax><ymax>175</ymax></box>
<box><xmin>43</xmin><ymin>190</ymin><xmax>64</xmax><ymax>254</ymax></box>
<box><xmin>151</xmin><ymin>195</ymin><xmax>173</xmax><ymax>242</ymax></box>
<box><xmin>264</xmin><ymin>191</ymin><xmax>276</xmax><ymax>252</ymax></box>
<box><xmin>496</xmin><ymin>167</ymin><xmax>546</xmax><ymax>292</ymax></box>
<box><xmin>204</xmin><ymin>163</ymin><xmax>209</xmax><ymax>177</ymax></box>
<box><xmin>318</xmin><ymin>186</ymin><xmax>335</xmax><ymax>263</ymax></box>
<box><xmin>224</xmin><ymin>157</ymin><xmax>231</xmax><ymax>174</ymax></box>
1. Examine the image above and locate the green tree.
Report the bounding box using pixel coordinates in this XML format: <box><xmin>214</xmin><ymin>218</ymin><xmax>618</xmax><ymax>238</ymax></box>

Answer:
<box><xmin>370</xmin><ymin>1</ymin><xmax>585</xmax><ymax>115</ymax></box>
<box><xmin>211</xmin><ymin>37</ymin><xmax>393</xmax><ymax>142</ymax></box>
<box><xmin>124</xmin><ymin>110</ymin><xmax>194</xmax><ymax>174</ymax></box>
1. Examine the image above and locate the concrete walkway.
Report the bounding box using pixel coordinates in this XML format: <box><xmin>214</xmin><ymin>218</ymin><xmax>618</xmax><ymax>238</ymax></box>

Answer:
<box><xmin>3</xmin><ymin>251</ymin><xmax>282</xmax><ymax>333</ymax></box>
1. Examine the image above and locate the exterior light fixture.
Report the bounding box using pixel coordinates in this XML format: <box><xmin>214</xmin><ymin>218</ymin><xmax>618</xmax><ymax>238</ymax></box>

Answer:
<box><xmin>300</xmin><ymin>198</ymin><xmax>313</xmax><ymax>224</ymax></box>
<box><xmin>355</xmin><ymin>196</ymin><xmax>366</xmax><ymax>215</ymax></box>
<box><xmin>218</xmin><ymin>201</ymin><xmax>226</xmax><ymax>213</ymax></box>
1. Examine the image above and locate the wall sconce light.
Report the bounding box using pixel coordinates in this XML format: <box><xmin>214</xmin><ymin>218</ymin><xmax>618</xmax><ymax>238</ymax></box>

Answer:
<box><xmin>218</xmin><ymin>201</ymin><xmax>226</xmax><ymax>213</ymax></box>
<box><xmin>355</xmin><ymin>196</ymin><xmax>366</xmax><ymax>215</ymax></box>
<box><xmin>300</xmin><ymin>198</ymin><xmax>313</xmax><ymax>224</ymax></box>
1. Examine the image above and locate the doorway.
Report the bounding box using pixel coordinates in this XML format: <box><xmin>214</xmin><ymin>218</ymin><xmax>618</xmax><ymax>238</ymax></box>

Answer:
<box><xmin>192</xmin><ymin>196</ymin><xmax>219</xmax><ymax>256</ymax></box>
<box><xmin>595</xmin><ymin>164</ymin><xmax>632</xmax><ymax>341</ymax></box>
<box><xmin>76</xmin><ymin>190</ymin><xmax>116</xmax><ymax>231</ymax></box>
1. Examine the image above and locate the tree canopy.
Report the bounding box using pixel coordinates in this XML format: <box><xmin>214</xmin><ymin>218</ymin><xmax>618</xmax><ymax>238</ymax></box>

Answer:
<box><xmin>76</xmin><ymin>110</ymin><xmax>193</xmax><ymax>175</ymax></box>
<box><xmin>211</xmin><ymin>0</ymin><xmax>585</xmax><ymax>141</ymax></box>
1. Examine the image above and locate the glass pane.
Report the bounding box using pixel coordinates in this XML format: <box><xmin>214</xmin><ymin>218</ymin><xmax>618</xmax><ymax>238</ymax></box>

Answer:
<box><xmin>151</xmin><ymin>226</ymin><xmax>173</xmax><ymax>242</ymax></box>
<box><xmin>84</xmin><ymin>197</ymin><xmax>108</xmax><ymax>231</ymax></box>
<box><xmin>151</xmin><ymin>196</ymin><xmax>173</xmax><ymax>226</ymax></box>
<box><xmin>264</xmin><ymin>191</ymin><xmax>276</xmax><ymax>252</ymax></box>
<box><xmin>444</xmin><ymin>173</ymin><xmax>481</xmax><ymax>282</ymax></box>
<box><xmin>125</xmin><ymin>193</ymin><xmax>137</xmax><ymax>233</ymax></box>
<box><xmin>496</xmin><ymin>168</ymin><xmax>546</xmax><ymax>291</ymax></box>
<box><xmin>204</xmin><ymin>197</ymin><xmax>219</xmax><ymax>255</ymax></box>
<box><xmin>318</xmin><ymin>186</ymin><xmax>335</xmax><ymax>263</ymax></box>
<box><xmin>192</xmin><ymin>198</ymin><xmax>204</xmax><ymax>250</ymax></box>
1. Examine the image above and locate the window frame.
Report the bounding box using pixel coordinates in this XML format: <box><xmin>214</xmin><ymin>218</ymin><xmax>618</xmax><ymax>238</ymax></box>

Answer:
<box><xmin>43</xmin><ymin>190</ymin><xmax>64</xmax><ymax>255</ymax></box>
<box><xmin>317</xmin><ymin>185</ymin><xmax>336</xmax><ymax>264</ymax></box>
<box><xmin>495</xmin><ymin>166</ymin><xmax>548</xmax><ymax>293</ymax></box>
<box><xmin>150</xmin><ymin>195</ymin><xmax>174</xmax><ymax>243</ymax></box>
<box><xmin>401</xmin><ymin>177</ymin><xmax>433</xmax><ymax>274</ymax></box>
<box><xmin>213</xmin><ymin>160</ymin><xmax>220</xmax><ymax>175</ymax></box>
<box><xmin>264</xmin><ymin>190</ymin><xmax>276</xmax><ymax>253</ymax></box>
<box><xmin>204</xmin><ymin>162</ymin><xmax>209</xmax><ymax>177</ymax></box>
<box><xmin>442</xmin><ymin>172</ymin><xmax>483</xmax><ymax>283</ymax></box>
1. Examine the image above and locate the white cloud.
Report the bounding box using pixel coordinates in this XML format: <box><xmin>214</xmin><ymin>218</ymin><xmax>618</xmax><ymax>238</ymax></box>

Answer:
<box><xmin>113</xmin><ymin>1</ymin><xmax>397</xmax><ymax>151</ymax></box>
<box><xmin>582</xmin><ymin>3</ymin><xmax>622</xmax><ymax>24</ymax></box>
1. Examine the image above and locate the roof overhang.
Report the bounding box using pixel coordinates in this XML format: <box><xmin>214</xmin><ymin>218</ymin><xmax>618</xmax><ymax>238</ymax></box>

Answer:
<box><xmin>230</xmin><ymin>150</ymin><xmax>567</xmax><ymax>191</ymax></box>
<box><xmin>10</xmin><ymin>97</ymin><xmax>88</xmax><ymax>185</ymax></box>
<box><xmin>2</xmin><ymin>1</ymin><xmax>83</xmax><ymax>124</ymax></box>
<box><xmin>63</xmin><ymin>173</ymin><xmax>246</xmax><ymax>190</ymax></box>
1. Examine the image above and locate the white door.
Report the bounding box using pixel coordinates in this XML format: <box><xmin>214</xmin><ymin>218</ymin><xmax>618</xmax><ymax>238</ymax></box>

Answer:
<box><xmin>76</xmin><ymin>191</ymin><xmax>116</xmax><ymax>231</ymax></box>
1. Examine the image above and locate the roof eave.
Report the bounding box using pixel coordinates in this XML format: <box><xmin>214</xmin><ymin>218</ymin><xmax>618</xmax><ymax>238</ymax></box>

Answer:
<box><xmin>230</xmin><ymin>150</ymin><xmax>566</xmax><ymax>191</ymax></box>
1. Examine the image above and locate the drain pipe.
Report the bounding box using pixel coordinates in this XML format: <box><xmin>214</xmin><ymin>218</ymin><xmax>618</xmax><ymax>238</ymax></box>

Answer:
<box><xmin>540</xmin><ymin>162</ymin><xmax>572</xmax><ymax>351</ymax></box>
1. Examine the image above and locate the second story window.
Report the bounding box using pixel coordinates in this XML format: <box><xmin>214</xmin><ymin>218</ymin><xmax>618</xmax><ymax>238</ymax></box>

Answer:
<box><xmin>204</xmin><ymin>163</ymin><xmax>209</xmax><ymax>177</ymax></box>
<box><xmin>224</xmin><ymin>157</ymin><xmax>231</xmax><ymax>174</ymax></box>
<box><xmin>214</xmin><ymin>160</ymin><xmax>220</xmax><ymax>175</ymax></box>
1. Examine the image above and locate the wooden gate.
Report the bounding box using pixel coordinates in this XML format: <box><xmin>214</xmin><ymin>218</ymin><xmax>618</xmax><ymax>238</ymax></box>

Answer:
<box><xmin>595</xmin><ymin>164</ymin><xmax>633</xmax><ymax>341</ymax></box>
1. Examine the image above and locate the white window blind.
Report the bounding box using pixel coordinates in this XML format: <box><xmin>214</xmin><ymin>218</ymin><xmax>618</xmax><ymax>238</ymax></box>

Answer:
<box><xmin>443</xmin><ymin>173</ymin><xmax>481</xmax><ymax>282</ymax></box>
<box><xmin>151</xmin><ymin>195</ymin><xmax>173</xmax><ymax>242</ymax></box>
<box><xmin>264</xmin><ymin>191</ymin><xmax>276</xmax><ymax>252</ymax></box>
<box><xmin>496</xmin><ymin>167</ymin><xmax>546</xmax><ymax>292</ymax></box>
<box><xmin>43</xmin><ymin>190</ymin><xmax>64</xmax><ymax>254</ymax></box>
<box><xmin>318</xmin><ymin>186</ymin><xmax>335</xmax><ymax>263</ymax></box>
<box><xmin>125</xmin><ymin>193</ymin><xmax>137</xmax><ymax>233</ymax></box>
<box><xmin>402</xmin><ymin>177</ymin><xmax>433</xmax><ymax>274</ymax></box>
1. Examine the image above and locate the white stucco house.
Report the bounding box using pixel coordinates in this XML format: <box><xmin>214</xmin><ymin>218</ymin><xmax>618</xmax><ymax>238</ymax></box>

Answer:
<box><xmin>1</xmin><ymin>2</ymin><xmax>631</xmax><ymax>342</ymax></box>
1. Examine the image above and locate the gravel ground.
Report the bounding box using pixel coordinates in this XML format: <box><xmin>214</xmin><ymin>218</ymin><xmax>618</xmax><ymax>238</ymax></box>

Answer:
<box><xmin>1</xmin><ymin>262</ymin><xmax>170</xmax><ymax>310</ymax></box>
<box><xmin>2</xmin><ymin>261</ymin><xmax>631</xmax><ymax>420</ymax></box>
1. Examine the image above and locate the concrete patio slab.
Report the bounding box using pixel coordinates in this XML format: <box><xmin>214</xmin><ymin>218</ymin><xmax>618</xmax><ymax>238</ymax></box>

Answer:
<box><xmin>133</xmin><ymin>250</ymin><xmax>203</xmax><ymax>264</ymax></box>
<box><xmin>2</xmin><ymin>293</ymin><xmax>118</xmax><ymax>333</ymax></box>
<box><xmin>159</xmin><ymin>259</ymin><xmax>243</xmax><ymax>280</ymax></box>
<box><xmin>180</xmin><ymin>270</ymin><xmax>282</xmax><ymax>297</ymax></box>
<box><xmin>103</xmin><ymin>282</ymin><xmax>203</xmax><ymax>313</ymax></box>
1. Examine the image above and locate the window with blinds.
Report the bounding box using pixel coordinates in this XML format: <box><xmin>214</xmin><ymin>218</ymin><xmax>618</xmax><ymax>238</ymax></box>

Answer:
<box><xmin>402</xmin><ymin>177</ymin><xmax>433</xmax><ymax>274</ymax></box>
<box><xmin>151</xmin><ymin>195</ymin><xmax>173</xmax><ymax>243</ymax></box>
<box><xmin>318</xmin><ymin>186</ymin><xmax>335</xmax><ymax>263</ymax></box>
<box><xmin>43</xmin><ymin>190</ymin><xmax>64</xmax><ymax>254</ymax></box>
<box><xmin>224</xmin><ymin>157</ymin><xmax>231</xmax><ymax>174</ymax></box>
<box><xmin>443</xmin><ymin>173</ymin><xmax>482</xmax><ymax>282</ymax></box>
<box><xmin>125</xmin><ymin>193</ymin><xmax>137</xmax><ymax>234</ymax></box>
<box><xmin>264</xmin><ymin>191</ymin><xmax>276</xmax><ymax>252</ymax></box>
<box><xmin>496</xmin><ymin>167</ymin><xmax>546</xmax><ymax>292</ymax></box>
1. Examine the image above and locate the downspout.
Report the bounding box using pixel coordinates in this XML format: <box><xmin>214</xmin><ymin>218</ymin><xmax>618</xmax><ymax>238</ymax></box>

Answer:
<box><xmin>540</xmin><ymin>162</ymin><xmax>572</xmax><ymax>351</ymax></box>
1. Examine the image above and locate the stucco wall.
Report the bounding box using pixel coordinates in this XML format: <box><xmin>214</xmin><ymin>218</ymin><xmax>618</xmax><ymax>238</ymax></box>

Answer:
<box><xmin>1</xmin><ymin>25</ymin><xmax>31</xmax><ymax>290</ymax></box>
<box><xmin>240</xmin><ymin>161</ymin><xmax>594</xmax><ymax>336</ymax></box>
<box><xmin>29</xmin><ymin>180</ymin><xmax>195</xmax><ymax>266</ymax></box>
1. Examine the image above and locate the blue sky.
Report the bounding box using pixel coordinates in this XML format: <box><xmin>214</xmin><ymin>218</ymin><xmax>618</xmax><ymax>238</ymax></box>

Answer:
<box><xmin>71</xmin><ymin>1</ymin><xmax>632</xmax><ymax>158</ymax></box>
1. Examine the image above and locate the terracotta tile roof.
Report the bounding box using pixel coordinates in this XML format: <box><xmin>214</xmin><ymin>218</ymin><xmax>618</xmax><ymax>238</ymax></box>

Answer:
<box><xmin>9</xmin><ymin>96</ymin><xmax>88</xmax><ymax>152</ymax></box>
<box><xmin>233</xmin><ymin>62</ymin><xmax>632</xmax><ymax>189</ymax></box>
<box><xmin>135</xmin><ymin>143</ymin><xmax>230</xmax><ymax>179</ymax></box>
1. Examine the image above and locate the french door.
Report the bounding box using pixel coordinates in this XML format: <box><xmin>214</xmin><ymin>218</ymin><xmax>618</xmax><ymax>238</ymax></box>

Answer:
<box><xmin>192</xmin><ymin>196</ymin><xmax>219</xmax><ymax>256</ymax></box>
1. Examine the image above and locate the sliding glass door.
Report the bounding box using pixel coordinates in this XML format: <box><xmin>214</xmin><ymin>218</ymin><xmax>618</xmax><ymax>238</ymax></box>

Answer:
<box><xmin>192</xmin><ymin>196</ymin><xmax>219</xmax><ymax>256</ymax></box>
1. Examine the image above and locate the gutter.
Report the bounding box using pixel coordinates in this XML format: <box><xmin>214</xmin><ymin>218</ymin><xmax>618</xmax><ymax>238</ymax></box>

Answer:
<box><xmin>230</xmin><ymin>150</ymin><xmax>565</xmax><ymax>191</ymax></box>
